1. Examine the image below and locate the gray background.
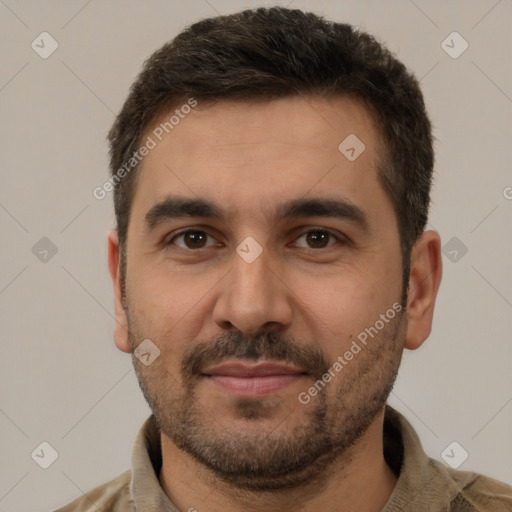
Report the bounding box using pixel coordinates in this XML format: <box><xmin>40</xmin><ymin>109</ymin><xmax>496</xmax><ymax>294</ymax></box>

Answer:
<box><xmin>0</xmin><ymin>0</ymin><xmax>511</xmax><ymax>510</ymax></box>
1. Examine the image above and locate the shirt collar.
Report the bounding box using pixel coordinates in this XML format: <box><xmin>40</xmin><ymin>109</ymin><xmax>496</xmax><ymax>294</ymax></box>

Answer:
<box><xmin>128</xmin><ymin>405</ymin><xmax>466</xmax><ymax>511</ymax></box>
<box><xmin>381</xmin><ymin>405</ymin><xmax>473</xmax><ymax>511</ymax></box>
<box><xmin>130</xmin><ymin>415</ymin><xmax>179</xmax><ymax>511</ymax></box>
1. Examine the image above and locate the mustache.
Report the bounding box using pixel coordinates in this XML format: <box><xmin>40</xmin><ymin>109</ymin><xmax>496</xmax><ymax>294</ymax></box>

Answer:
<box><xmin>181</xmin><ymin>330</ymin><xmax>330</xmax><ymax>380</ymax></box>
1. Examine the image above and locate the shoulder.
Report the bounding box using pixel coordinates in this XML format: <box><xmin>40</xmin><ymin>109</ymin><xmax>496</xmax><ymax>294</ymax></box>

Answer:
<box><xmin>448</xmin><ymin>467</ymin><xmax>512</xmax><ymax>512</ymax></box>
<box><xmin>385</xmin><ymin>407</ymin><xmax>512</xmax><ymax>511</ymax></box>
<box><xmin>53</xmin><ymin>470</ymin><xmax>133</xmax><ymax>512</ymax></box>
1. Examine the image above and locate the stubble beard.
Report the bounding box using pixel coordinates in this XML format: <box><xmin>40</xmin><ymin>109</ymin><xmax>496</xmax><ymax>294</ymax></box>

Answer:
<box><xmin>128</xmin><ymin>308</ymin><xmax>405</xmax><ymax>492</ymax></box>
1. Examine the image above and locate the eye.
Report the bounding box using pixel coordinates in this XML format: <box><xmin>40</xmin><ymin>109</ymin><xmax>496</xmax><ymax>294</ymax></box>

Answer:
<box><xmin>292</xmin><ymin>229</ymin><xmax>343</xmax><ymax>249</ymax></box>
<box><xmin>166</xmin><ymin>228</ymin><xmax>345</xmax><ymax>251</ymax></box>
<box><xmin>167</xmin><ymin>230</ymin><xmax>220</xmax><ymax>250</ymax></box>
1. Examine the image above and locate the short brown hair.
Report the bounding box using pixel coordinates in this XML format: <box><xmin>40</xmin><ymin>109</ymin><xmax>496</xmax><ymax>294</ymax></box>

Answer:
<box><xmin>108</xmin><ymin>7</ymin><xmax>434</xmax><ymax>297</ymax></box>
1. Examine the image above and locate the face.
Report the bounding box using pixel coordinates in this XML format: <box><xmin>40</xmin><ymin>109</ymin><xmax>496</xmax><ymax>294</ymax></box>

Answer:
<box><xmin>113</xmin><ymin>96</ymin><xmax>410</xmax><ymax>490</ymax></box>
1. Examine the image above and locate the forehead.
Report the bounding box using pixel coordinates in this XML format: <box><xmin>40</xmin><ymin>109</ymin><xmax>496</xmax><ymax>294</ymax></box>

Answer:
<box><xmin>143</xmin><ymin>95</ymin><xmax>381</xmax><ymax>162</ymax></box>
<box><xmin>131</xmin><ymin>95</ymin><xmax>390</xmax><ymax>226</ymax></box>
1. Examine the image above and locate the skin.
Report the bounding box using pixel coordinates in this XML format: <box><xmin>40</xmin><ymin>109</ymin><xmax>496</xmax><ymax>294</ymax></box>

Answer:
<box><xmin>107</xmin><ymin>95</ymin><xmax>442</xmax><ymax>512</ymax></box>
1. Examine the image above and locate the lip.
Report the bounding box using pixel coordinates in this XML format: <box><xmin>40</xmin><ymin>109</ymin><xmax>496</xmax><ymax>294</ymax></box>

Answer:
<box><xmin>202</xmin><ymin>361</ymin><xmax>306</xmax><ymax>377</ymax></box>
<box><xmin>202</xmin><ymin>361</ymin><xmax>307</xmax><ymax>397</ymax></box>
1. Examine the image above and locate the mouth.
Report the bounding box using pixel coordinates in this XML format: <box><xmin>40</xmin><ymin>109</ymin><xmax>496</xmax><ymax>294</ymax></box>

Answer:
<box><xmin>201</xmin><ymin>361</ymin><xmax>308</xmax><ymax>397</ymax></box>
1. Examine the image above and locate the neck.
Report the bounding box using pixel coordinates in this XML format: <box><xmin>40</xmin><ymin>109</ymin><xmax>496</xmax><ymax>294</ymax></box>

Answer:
<box><xmin>159</xmin><ymin>408</ymin><xmax>397</xmax><ymax>512</ymax></box>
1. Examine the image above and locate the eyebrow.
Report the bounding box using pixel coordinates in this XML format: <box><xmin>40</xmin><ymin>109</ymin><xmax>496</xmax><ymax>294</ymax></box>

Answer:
<box><xmin>144</xmin><ymin>195</ymin><xmax>369</xmax><ymax>232</ymax></box>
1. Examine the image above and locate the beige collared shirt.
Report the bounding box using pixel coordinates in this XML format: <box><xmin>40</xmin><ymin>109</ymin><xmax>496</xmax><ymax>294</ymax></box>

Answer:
<box><xmin>54</xmin><ymin>405</ymin><xmax>512</xmax><ymax>511</ymax></box>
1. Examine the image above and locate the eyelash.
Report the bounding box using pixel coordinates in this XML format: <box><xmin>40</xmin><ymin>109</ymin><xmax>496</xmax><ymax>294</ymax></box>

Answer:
<box><xmin>165</xmin><ymin>228</ymin><xmax>347</xmax><ymax>251</ymax></box>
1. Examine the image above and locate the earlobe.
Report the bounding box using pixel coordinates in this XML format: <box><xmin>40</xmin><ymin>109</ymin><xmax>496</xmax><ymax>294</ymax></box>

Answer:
<box><xmin>404</xmin><ymin>230</ymin><xmax>443</xmax><ymax>351</ymax></box>
<box><xmin>107</xmin><ymin>230</ymin><xmax>132</xmax><ymax>354</ymax></box>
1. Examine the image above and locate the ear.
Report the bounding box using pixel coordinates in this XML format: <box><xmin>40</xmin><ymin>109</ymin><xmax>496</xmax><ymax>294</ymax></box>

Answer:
<box><xmin>404</xmin><ymin>230</ymin><xmax>443</xmax><ymax>350</ymax></box>
<box><xmin>107</xmin><ymin>229</ymin><xmax>131</xmax><ymax>353</ymax></box>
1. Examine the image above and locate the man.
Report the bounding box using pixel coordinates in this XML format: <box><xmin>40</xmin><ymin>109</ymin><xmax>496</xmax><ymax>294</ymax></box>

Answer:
<box><xmin>56</xmin><ymin>6</ymin><xmax>512</xmax><ymax>512</ymax></box>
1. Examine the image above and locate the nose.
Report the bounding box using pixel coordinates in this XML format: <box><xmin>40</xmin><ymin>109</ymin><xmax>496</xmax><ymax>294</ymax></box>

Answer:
<box><xmin>212</xmin><ymin>246</ymin><xmax>293</xmax><ymax>337</ymax></box>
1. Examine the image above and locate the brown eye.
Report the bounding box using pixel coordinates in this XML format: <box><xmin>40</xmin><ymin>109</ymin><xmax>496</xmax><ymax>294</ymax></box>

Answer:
<box><xmin>170</xmin><ymin>230</ymin><xmax>215</xmax><ymax>250</ymax></box>
<box><xmin>306</xmin><ymin>231</ymin><xmax>330</xmax><ymax>248</ymax></box>
<box><xmin>294</xmin><ymin>229</ymin><xmax>339</xmax><ymax>249</ymax></box>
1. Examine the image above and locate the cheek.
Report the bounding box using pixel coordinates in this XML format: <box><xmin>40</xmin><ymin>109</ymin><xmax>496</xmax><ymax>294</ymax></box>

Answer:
<box><xmin>130</xmin><ymin>257</ymin><xmax>199</xmax><ymax>314</ymax></box>
<box><xmin>290</xmin><ymin>258</ymin><xmax>401</xmax><ymax>353</ymax></box>
<box><xmin>290</xmin><ymin>271</ymin><xmax>378</xmax><ymax>343</ymax></box>
<box><xmin>128</xmin><ymin>265</ymin><xmax>217</xmax><ymax>351</ymax></box>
